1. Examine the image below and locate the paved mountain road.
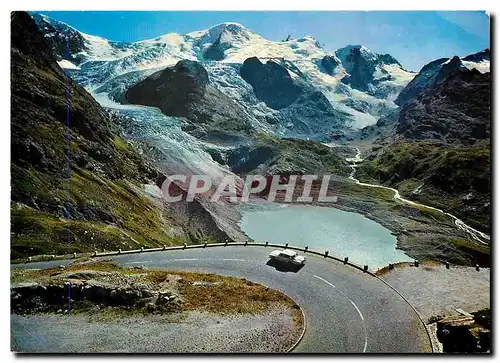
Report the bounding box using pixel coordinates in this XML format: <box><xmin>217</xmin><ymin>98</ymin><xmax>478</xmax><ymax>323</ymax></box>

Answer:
<box><xmin>19</xmin><ymin>246</ymin><xmax>431</xmax><ymax>353</ymax></box>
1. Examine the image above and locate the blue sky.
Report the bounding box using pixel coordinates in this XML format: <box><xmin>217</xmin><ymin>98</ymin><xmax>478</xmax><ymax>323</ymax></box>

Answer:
<box><xmin>40</xmin><ymin>11</ymin><xmax>489</xmax><ymax>71</ymax></box>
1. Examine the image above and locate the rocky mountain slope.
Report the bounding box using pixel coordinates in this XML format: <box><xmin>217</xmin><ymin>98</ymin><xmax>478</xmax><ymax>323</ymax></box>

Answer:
<box><xmin>395</xmin><ymin>55</ymin><xmax>490</xmax><ymax>145</ymax></box>
<box><xmin>361</xmin><ymin>50</ymin><xmax>490</xmax><ymax>143</ymax></box>
<box><xmin>395</xmin><ymin>49</ymin><xmax>490</xmax><ymax>107</ymax></box>
<box><xmin>10</xmin><ymin>12</ymin><xmax>229</xmax><ymax>259</ymax></box>
<box><xmin>356</xmin><ymin>50</ymin><xmax>491</xmax><ymax>233</ymax></box>
<box><xmin>357</xmin><ymin>141</ymin><xmax>490</xmax><ymax>233</ymax></box>
<box><xmin>225</xmin><ymin>134</ymin><xmax>352</xmax><ymax>176</ymax></box>
<box><xmin>126</xmin><ymin>59</ymin><xmax>254</xmax><ymax>143</ymax></box>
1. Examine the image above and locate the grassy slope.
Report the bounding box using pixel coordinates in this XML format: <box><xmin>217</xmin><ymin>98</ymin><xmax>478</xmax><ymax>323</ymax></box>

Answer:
<box><xmin>253</xmin><ymin>133</ymin><xmax>352</xmax><ymax>176</ymax></box>
<box><xmin>11</xmin><ymin>12</ymin><xmax>189</xmax><ymax>259</ymax></box>
<box><xmin>12</xmin><ymin>261</ymin><xmax>302</xmax><ymax>317</ymax></box>
<box><xmin>356</xmin><ymin>141</ymin><xmax>490</xmax><ymax>233</ymax></box>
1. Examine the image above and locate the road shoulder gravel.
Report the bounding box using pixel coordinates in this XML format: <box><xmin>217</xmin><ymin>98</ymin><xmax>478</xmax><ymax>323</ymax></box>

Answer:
<box><xmin>11</xmin><ymin>303</ymin><xmax>303</xmax><ymax>353</ymax></box>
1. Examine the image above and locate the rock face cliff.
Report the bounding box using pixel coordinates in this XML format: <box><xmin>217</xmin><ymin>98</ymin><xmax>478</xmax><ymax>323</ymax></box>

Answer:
<box><xmin>127</xmin><ymin>60</ymin><xmax>211</xmax><ymax>116</ymax></box>
<box><xmin>395</xmin><ymin>59</ymin><xmax>490</xmax><ymax>145</ymax></box>
<box><xmin>239</xmin><ymin>56</ymin><xmax>350</xmax><ymax>136</ymax></box>
<box><xmin>336</xmin><ymin>45</ymin><xmax>407</xmax><ymax>98</ymax></box>
<box><xmin>126</xmin><ymin>59</ymin><xmax>254</xmax><ymax>142</ymax></box>
<box><xmin>320</xmin><ymin>55</ymin><xmax>341</xmax><ymax>75</ymax></box>
<box><xmin>240</xmin><ymin>57</ymin><xmax>304</xmax><ymax>110</ymax></box>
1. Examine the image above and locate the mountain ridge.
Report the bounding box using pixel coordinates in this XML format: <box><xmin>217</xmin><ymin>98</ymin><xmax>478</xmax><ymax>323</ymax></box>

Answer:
<box><xmin>30</xmin><ymin>12</ymin><xmax>417</xmax><ymax>133</ymax></box>
<box><xmin>356</xmin><ymin>46</ymin><xmax>491</xmax><ymax>234</ymax></box>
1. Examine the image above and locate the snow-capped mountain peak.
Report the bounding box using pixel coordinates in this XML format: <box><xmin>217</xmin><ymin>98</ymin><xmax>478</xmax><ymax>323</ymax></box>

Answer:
<box><xmin>31</xmin><ymin>12</ymin><xmax>419</xmax><ymax>132</ymax></box>
<box><xmin>187</xmin><ymin>22</ymin><xmax>253</xmax><ymax>42</ymax></box>
<box><xmin>336</xmin><ymin>45</ymin><xmax>377</xmax><ymax>63</ymax></box>
<box><xmin>192</xmin><ymin>22</ymin><xmax>262</xmax><ymax>61</ymax></box>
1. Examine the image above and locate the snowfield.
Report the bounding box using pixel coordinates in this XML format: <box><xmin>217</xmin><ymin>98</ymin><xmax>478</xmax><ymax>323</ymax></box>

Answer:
<box><xmin>462</xmin><ymin>60</ymin><xmax>490</xmax><ymax>74</ymax></box>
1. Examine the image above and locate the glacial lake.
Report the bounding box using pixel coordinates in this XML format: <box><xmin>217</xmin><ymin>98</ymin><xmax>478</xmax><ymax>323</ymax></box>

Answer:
<box><xmin>239</xmin><ymin>203</ymin><xmax>413</xmax><ymax>270</ymax></box>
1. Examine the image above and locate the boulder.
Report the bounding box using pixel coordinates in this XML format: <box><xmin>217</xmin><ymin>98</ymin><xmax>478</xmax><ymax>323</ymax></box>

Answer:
<box><xmin>437</xmin><ymin>315</ymin><xmax>490</xmax><ymax>353</ymax></box>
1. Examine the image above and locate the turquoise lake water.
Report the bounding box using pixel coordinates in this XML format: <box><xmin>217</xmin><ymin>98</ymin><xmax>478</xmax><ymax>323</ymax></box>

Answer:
<box><xmin>239</xmin><ymin>204</ymin><xmax>413</xmax><ymax>269</ymax></box>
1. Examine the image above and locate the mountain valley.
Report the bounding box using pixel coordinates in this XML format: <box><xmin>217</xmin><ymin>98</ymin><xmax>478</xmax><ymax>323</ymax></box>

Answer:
<box><xmin>10</xmin><ymin>11</ymin><xmax>491</xmax><ymax>267</ymax></box>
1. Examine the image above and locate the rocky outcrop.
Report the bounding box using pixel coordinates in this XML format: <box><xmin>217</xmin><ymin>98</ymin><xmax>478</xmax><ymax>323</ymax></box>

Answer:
<box><xmin>240</xmin><ymin>57</ymin><xmax>304</xmax><ymax>110</ymax></box>
<box><xmin>126</xmin><ymin>60</ymin><xmax>254</xmax><ymax>142</ymax></box>
<box><xmin>126</xmin><ymin>60</ymin><xmax>209</xmax><ymax>116</ymax></box>
<box><xmin>203</xmin><ymin>34</ymin><xmax>227</xmax><ymax>61</ymax></box>
<box><xmin>395</xmin><ymin>65</ymin><xmax>490</xmax><ymax>145</ymax></box>
<box><xmin>11</xmin><ymin>278</ymin><xmax>182</xmax><ymax>315</ymax></box>
<box><xmin>335</xmin><ymin>45</ymin><xmax>404</xmax><ymax>97</ymax></box>
<box><xmin>436</xmin><ymin>314</ymin><xmax>490</xmax><ymax>353</ymax></box>
<box><xmin>224</xmin><ymin>136</ymin><xmax>351</xmax><ymax>176</ymax></box>
<box><xmin>320</xmin><ymin>55</ymin><xmax>341</xmax><ymax>75</ymax></box>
